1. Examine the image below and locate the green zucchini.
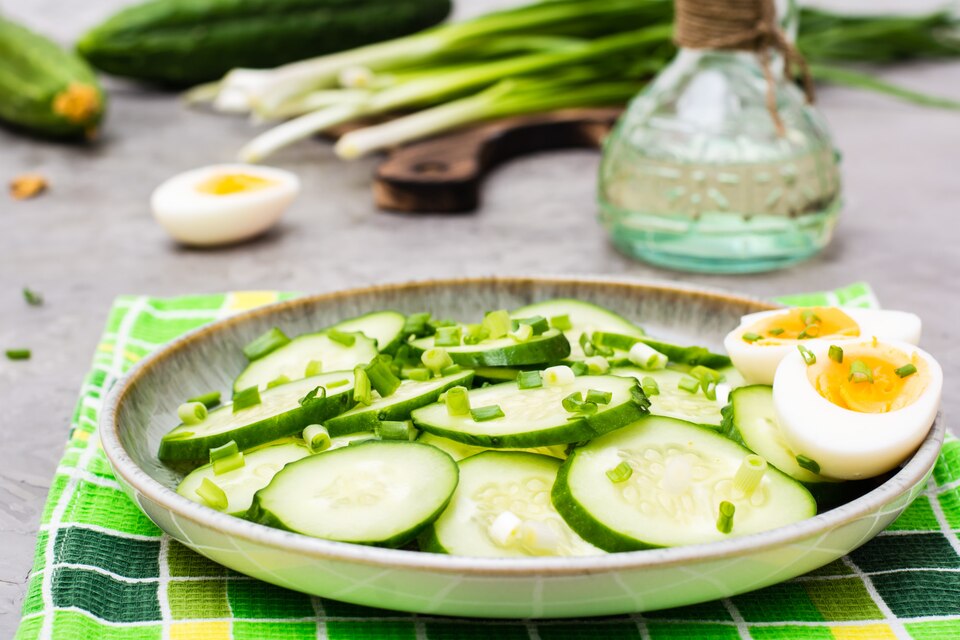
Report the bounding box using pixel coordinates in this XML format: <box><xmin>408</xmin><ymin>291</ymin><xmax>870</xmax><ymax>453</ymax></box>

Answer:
<box><xmin>77</xmin><ymin>0</ymin><xmax>453</xmax><ymax>86</ymax></box>
<box><xmin>0</xmin><ymin>16</ymin><xmax>105</xmax><ymax>138</ymax></box>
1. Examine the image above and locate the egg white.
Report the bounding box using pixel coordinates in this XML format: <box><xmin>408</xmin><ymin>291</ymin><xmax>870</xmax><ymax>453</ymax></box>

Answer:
<box><xmin>772</xmin><ymin>340</ymin><xmax>942</xmax><ymax>480</ymax></box>
<box><xmin>151</xmin><ymin>164</ymin><xmax>300</xmax><ymax>246</ymax></box>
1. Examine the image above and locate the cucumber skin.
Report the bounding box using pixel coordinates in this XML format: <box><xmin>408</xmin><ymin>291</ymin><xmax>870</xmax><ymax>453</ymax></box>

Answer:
<box><xmin>409</xmin><ymin>332</ymin><xmax>571</xmax><ymax>368</ymax></box>
<box><xmin>158</xmin><ymin>387</ymin><xmax>354</xmax><ymax>468</ymax></box>
<box><xmin>0</xmin><ymin>17</ymin><xmax>105</xmax><ymax>138</ymax></box>
<box><xmin>77</xmin><ymin>0</ymin><xmax>452</xmax><ymax>85</ymax></box>
<box><xmin>324</xmin><ymin>371</ymin><xmax>474</xmax><ymax>436</ymax></box>
<box><xmin>247</xmin><ymin>441</ymin><xmax>459</xmax><ymax>548</ymax></box>
<box><xmin>416</xmin><ymin>525</ymin><xmax>450</xmax><ymax>554</ymax></box>
<box><xmin>640</xmin><ymin>338</ymin><xmax>731</xmax><ymax>369</ymax></box>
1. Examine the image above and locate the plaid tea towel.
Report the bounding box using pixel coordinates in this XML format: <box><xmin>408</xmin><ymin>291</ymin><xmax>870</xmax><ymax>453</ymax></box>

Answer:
<box><xmin>15</xmin><ymin>284</ymin><xmax>960</xmax><ymax>640</ymax></box>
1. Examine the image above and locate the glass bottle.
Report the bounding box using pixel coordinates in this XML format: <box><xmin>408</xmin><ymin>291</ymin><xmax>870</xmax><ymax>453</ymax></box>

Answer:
<box><xmin>598</xmin><ymin>0</ymin><xmax>842</xmax><ymax>274</ymax></box>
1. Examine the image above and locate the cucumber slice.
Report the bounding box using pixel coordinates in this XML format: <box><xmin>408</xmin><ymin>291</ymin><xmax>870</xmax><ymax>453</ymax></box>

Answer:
<box><xmin>420</xmin><ymin>452</ymin><xmax>601</xmax><ymax>557</ymax></box>
<box><xmin>235</xmin><ymin>330</ymin><xmax>377</xmax><ymax>392</ymax></box>
<box><xmin>331</xmin><ymin>310</ymin><xmax>406</xmax><ymax>354</ymax></box>
<box><xmin>417</xmin><ymin>431</ymin><xmax>567</xmax><ymax>461</ymax></box>
<box><xmin>411</xmin><ymin>375</ymin><xmax>648</xmax><ymax>448</ymax></box>
<box><xmin>324</xmin><ymin>370</ymin><xmax>474</xmax><ymax>436</ymax></box>
<box><xmin>469</xmin><ymin>366</ymin><xmax>524</xmax><ymax>384</ymax></box>
<box><xmin>248</xmin><ymin>441</ymin><xmax>458</xmax><ymax>547</ymax></box>
<box><xmin>637</xmin><ymin>337</ymin><xmax>731</xmax><ymax>369</ymax></box>
<box><xmin>408</xmin><ymin>329</ymin><xmax>570</xmax><ymax>367</ymax></box>
<box><xmin>177</xmin><ymin>441</ymin><xmax>311</xmax><ymax>515</ymax></box>
<box><xmin>612</xmin><ymin>366</ymin><xmax>725</xmax><ymax>426</ymax></box>
<box><xmin>553</xmin><ymin>416</ymin><xmax>816</xmax><ymax>551</ymax></box>
<box><xmin>159</xmin><ymin>372</ymin><xmax>355</xmax><ymax>466</ymax></box>
<box><xmin>510</xmin><ymin>299</ymin><xmax>644</xmax><ymax>360</ymax></box>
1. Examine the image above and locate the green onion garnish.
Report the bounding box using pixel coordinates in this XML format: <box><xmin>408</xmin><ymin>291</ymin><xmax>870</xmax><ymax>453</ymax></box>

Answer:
<box><xmin>428</xmin><ymin>318</ymin><xmax>457</xmax><ymax>332</ymax></box>
<box><xmin>570</xmin><ymin>362</ymin><xmax>589</xmax><ymax>376</ymax></box>
<box><xmin>376</xmin><ymin>420</ymin><xmax>418</xmax><ymax>441</ymax></box>
<box><xmin>209</xmin><ymin>440</ymin><xmax>239</xmax><ymax>464</ymax></box>
<box><xmin>242</xmin><ymin>327</ymin><xmax>290</xmax><ymax>361</ymax></box>
<box><xmin>462</xmin><ymin>323</ymin><xmax>489</xmax><ymax>345</ymax></box>
<box><xmin>353</xmin><ymin>366</ymin><xmax>373</xmax><ymax>405</ymax></box>
<box><xmin>5</xmin><ymin>349</ymin><xmax>30</xmax><ymax>360</ymax></box>
<box><xmin>516</xmin><ymin>315</ymin><xmax>549</xmax><ymax>336</ymax></box>
<box><xmin>630</xmin><ymin>384</ymin><xmax>651</xmax><ymax>409</ymax></box>
<box><xmin>716</xmin><ymin>501</ymin><xmax>735</xmax><ymax>534</ymax></box>
<box><xmin>795</xmin><ymin>454</ymin><xmax>821</xmax><ymax>474</ymax></box>
<box><xmin>481</xmin><ymin>310</ymin><xmax>511</xmax><ymax>340</ymax></box>
<box><xmin>703</xmin><ymin>381</ymin><xmax>717</xmax><ymax>401</ymax></box>
<box><xmin>327</xmin><ymin>329</ymin><xmax>356</xmax><ymax>347</ymax></box>
<box><xmin>641</xmin><ymin>376</ymin><xmax>660</xmax><ymax>397</ymax></box>
<box><xmin>578</xmin><ymin>332</ymin><xmax>596</xmax><ymax>357</ymax></box>
<box><xmin>196</xmin><ymin>478</ymin><xmax>228</xmax><ymax>511</ymax></box>
<box><xmin>422</xmin><ymin>347</ymin><xmax>454</xmax><ymax>376</ymax></box>
<box><xmin>592</xmin><ymin>332</ymin><xmax>641</xmax><ymax>351</ymax></box>
<box><xmin>232</xmin><ymin>386</ymin><xmax>261</xmax><ymax>412</ymax></box>
<box><xmin>403</xmin><ymin>312</ymin><xmax>432</xmax><ymax>337</ymax></box>
<box><xmin>561</xmin><ymin>392</ymin><xmax>597</xmax><ymax>415</ymax></box>
<box><xmin>509</xmin><ymin>323</ymin><xmax>534</xmax><ymax>343</ymax></box>
<box><xmin>550</xmin><ymin>314</ymin><xmax>573</xmax><ymax>331</ymax></box>
<box><xmin>797</xmin><ymin>324</ymin><xmax>821</xmax><ymax>339</ymax></box>
<box><xmin>213</xmin><ymin>451</ymin><xmax>245</xmax><ymax>475</ymax></box>
<box><xmin>298</xmin><ymin>385</ymin><xmax>326</xmax><ymax>407</ymax></box>
<box><xmin>742</xmin><ymin>332</ymin><xmax>762</xmax><ymax>343</ymax></box>
<box><xmin>678</xmin><ymin>376</ymin><xmax>700</xmax><ymax>393</ymax></box>
<box><xmin>266</xmin><ymin>374</ymin><xmax>291</xmax><ymax>389</ymax></box>
<box><xmin>895</xmin><ymin>363</ymin><xmax>918</xmax><ymax>378</ymax></box>
<box><xmin>516</xmin><ymin>370</ymin><xmax>543</xmax><ymax>389</ymax></box>
<box><xmin>304</xmin><ymin>359</ymin><xmax>323</xmax><ymax>377</ymax></box>
<box><xmin>441</xmin><ymin>364</ymin><xmax>462</xmax><ymax>376</ymax></box>
<box><xmin>434</xmin><ymin>326</ymin><xmax>462</xmax><ymax>347</ymax></box>
<box><xmin>445</xmin><ymin>386</ymin><xmax>471</xmax><ymax>416</ymax></box>
<box><xmin>187</xmin><ymin>391</ymin><xmax>221</xmax><ymax>409</ymax></box>
<box><xmin>848</xmin><ymin>359</ymin><xmax>874</xmax><ymax>383</ymax></box>
<box><xmin>628</xmin><ymin>342</ymin><xmax>668</xmax><ymax>370</ymax></box>
<box><xmin>800</xmin><ymin>310</ymin><xmax>821</xmax><ymax>326</ymax></box>
<box><xmin>605</xmin><ymin>461</ymin><xmax>633</xmax><ymax>483</ymax></box>
<box><xmin>768</xmin><ymin>327</ymin><xmax>785</xmax><ymax>336</ymax></box>
<box><xmin>584</xmin><ymin>355</ymin><xmax>610</xmax><ymax>375</ymax></box>
<box><xmin>23</xmin><ymin>287</ymin><xmax>43</xmax><ymax>306</ymax></box>
<box><xmin>365</xmin><ymin>356</ymin><xmax>401</xmax><ymax>397</ymax></box>
<box><xmin>177</xmin><ymin>401</ymin><xmax>207</xmax><ymax>425</ymax></box>
<box><xmin>585</xmin><ymin>389</ymin><xmax>612</xmax><ymax>405</ymax></box>
<box><xmin>471</xmin><ymin>405</ymin><xmax>505</xmax><ymax>422</ymax></box>
<box><xmin>690</xmin><ymin>365</ymin><xmax>722</xmax><ymax>384</ymax></box>
<box><xmin>733</xmin><ymin>454</ymin><xmax>767</xmax><ymax>496</ymax></box>
<box><xmin>403</xmin><ymin>367</ymin><xmax>431</xmax><ymax>381</ymax></box>
<box><xmin>828</xmin><ymin>345</ymin><xmax>844</xmax><ymax>364</ymax></box>
<box><xmin>797</xmin><ymin>345</ymin><xmax>816</xmax><ymax>365</ymax></box>
<box><xmin>303</xmin><ymin>424</ymin><xmax>331</xmax><ymax>452</ymax></box>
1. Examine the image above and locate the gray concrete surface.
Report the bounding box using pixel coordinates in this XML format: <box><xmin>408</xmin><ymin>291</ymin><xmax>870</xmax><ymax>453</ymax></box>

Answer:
<box><xmin>1</xmin><ymin>0</ymin><xmax>958</xmax><ymax>634</ymax></box>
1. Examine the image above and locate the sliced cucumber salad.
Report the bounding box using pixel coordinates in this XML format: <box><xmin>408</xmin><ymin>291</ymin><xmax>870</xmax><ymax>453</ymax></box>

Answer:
<box><xmin>157</xmin><ymin>298</ymin><xmax>865</xmax><ymax>557</ymax></box>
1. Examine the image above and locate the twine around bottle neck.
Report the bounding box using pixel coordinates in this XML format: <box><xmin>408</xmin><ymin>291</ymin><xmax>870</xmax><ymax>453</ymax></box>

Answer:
<box><xmin>673</xmin><ymin>0</ymin><xmax>815</xmax><ymax>136</ymax></box>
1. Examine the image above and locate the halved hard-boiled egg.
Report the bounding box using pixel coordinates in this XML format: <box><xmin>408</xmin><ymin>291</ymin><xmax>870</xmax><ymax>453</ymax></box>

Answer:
<box><xmin>773</xmin><ymin>339</ymin><xmax>942</xmax><ymax>480</ymax></box>
<box><xmin>724</xmin><ymin>307</ymin><xmax>921</xmax><ymax>385</ymax></box>
<box><xmin>151</xmin><ymin>164</ymin><xmax>299</xmax><ymax>246</ymax></box>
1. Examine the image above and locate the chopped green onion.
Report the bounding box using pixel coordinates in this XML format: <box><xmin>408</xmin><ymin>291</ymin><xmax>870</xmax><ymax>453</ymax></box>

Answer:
<box><xmin>326</xmin><ymin>378</ymin><xmax>350</xmax><ymax>389</ymax></box>
<box><xmin>428</xmin><ymin>318</ymin><xmax>457</xmax><ymax>332</ymax></box>
<box><xmin>800</xmin><ymin>310</ymin><xmax>821</xmax><ymax>326</ymax></box>
<box><xmin>482</xmin><ymin>310</ymin><xmax>511</xmax><ymax>340</ymax></box>
<box><xmin>213</xmin><ymin>451</ymin><xmax>245</xmax><ymax>475</ymax></box>
<box><xmin>630</xmin><ymin>384</ymin><xmax>651</xmax><ymax>409</ymax></box>
<box><xmin>578</xmin><ymin>332</ymin><xmax>596</xmax><ymax>357</ymax></box>
<box><xmin>562</xmin><ymin>391</ymin><xmax>584</xmax><ymax>412</ymax></box>
<box><xmin>440</xmin><ymin>364</ymin><xmax>462</xmax><ymax>376</ymax></box>
<box><xmin>305</xmin><ymin>359</ymin><xmax>323</xmax><ymax>377</ymax></box>
<box><xmin>516</xmin><ymin>315</ymin><xmax>549</xmax><ymax>336</ymax></box>
<box><xmin>434</xmin><ymin>326</ymin><xmax>462</xmax><ymax>347</ymax></box>
<box><xmin>517</xmin><ymin>370</ymin><xmax>543</xmax><ymax>389</ymax></box>
<box><xmin>445</xmin><ymin>386</ymin><xmax>471</xmax><ymax>416</ymax></box>
<box><xmin>549</xmin><ymin>314</ymin><xmax>573</xmax><ymax>331</ymax></box>
<box><xmin>628</xmin><ymin>342</ymin><xmax>668</xmax><ymax>370</ymax></box>
<box><xmin>353</xmin><ymin>366</ymin><xmax>373</xmax><ymax>405</ymax></box>
<box><xmin>403</xmin><ymin>367</ymin><xmax>431</xmax><ymax>381</ymax></box>
<box><xmin>543</xmin><ymin>365</ymin><xmax>575</xmax><ymax>387</ymax></box>
<box><xmin>403</xmin><ymin>312</ymin><xmax>432</xmax><ymax>337</ymax></box>
<box><xmin>828</xmin><ymin>345</ymin><xmax>844</xmax><ymax>364</ymax></box>
<box><xmin>303</xmin><ymin>424</ymin><xmax>331</xmax><ymax>452</ymax></box>
<box><xmin>703</xmin><ymin>381</ymin><xmax>717</xmax><ymax>401</ymax></box>
<box><xmin>895</xmin><ymin>363</ymin><xmax>918</xmax><ymax>378</ymax></box>
<box><xmin>298</xmin><ymin>385</ymin><xmax>326</xmax><ymax>407</ymax></box>
<box><xmin>509</xmin><ymin>323</ymin><xmax>534</xmax><ymax>343</ymax></box>
<box><xmin>266</xmin><ymin>374</ymin><xmax>291</xmax><ymax>389</ymax></box>
<box><xmin>471</xmin><ymin>405</ymin><xmax>505</xmax><ymax>422</ymax></box>
<box><xmin>328</xmin><ymin>329</ymin><xmax>356</xmax><ymax>347</ymax></box>
<box><xmin>22</xmin><ymin>287</ymin><xmax>43</xmax><ymax>306</ymax></box>
<box><xmin>716</xmin><ymin>501</ymin><xmax>735</xmax><ymax>534</ymax></box>
<box><xmin>365</xmin><ymin>356</ymin><xmax>401</xmax><ymax>397</ymax></box>
<box><xmin>177</xmin><ymin>402</ymin><xmax>207</xmax><ymax>425</ymax></box>
<box><xmin>768</xmin><ymin>327</ymin><xmax>785</xmax><ymax>336</ymax></box>
<box><xmin>742</xmin><ymin>332</ymin><xmax>762</xmax><ymax>343</ymax></box>
<box><xmin>798</xmin><ymin>345</ymin><xmax>817</xmax><ymax>365</ymax></box>
<box><xmin>795</xmin><ymin>454</ymin><xmax>821</xmax><ymax>474</ymax></box>
<box><xmin>690</xmin><ymin>365</ymin><xmax>722</xmax><ymax>384</ymax></box>
<box><xmin>422</xmin><ymin>347</ymin><xmax>454</xmax><ymax>376</ymax></box>
<box><xmin>187</xmin><ymin>391</ymin><xmax>221</xmax><ymax>409</ymax></box>
<box><xmin>605</xmin><ymin>460</ymin><xmax>633</xmax><ymax>483</ymax></box>
<box><xmin>463</xmin><ymin>323</ymin><xmax>489</xmax><ymax>345</ymax></box>
<box><xmin>570</xmin><ymin>362</ymin><xmax>589</xmax><ymax>376</ymax></box>
<box><xmin>376</xmin><ymin>420</ymin><xmax>418</xmax><ymax>441</ymax></box>
<box><xmin>592</xmin><ymin>332</ymin><xmax>641</xmax><ymax>351</ymax></box>
<box><xmin>243</xmin><ymin>327</ymin><xmax>290</xmax><ymax>361</ymax></box>
<box><xmin>641</xmin><ymin>376</ymin><xmax>660</xmax><ymax>396</ymax></box>
<box><xmin>584</xmin><ymin>355</ymin><xmax>610</xmax><ymax>375</ymax></box>
<box><xmin>196</xmin><ymin>478</ymin><xmax>228</xmax><ymax>511</ymax></box>
<box><xmin>678</xmin><ymin>376</ymin><xmax>700</xmax><ymax>393</ymax></box>
<box><xmin>585</xmin><ymin>389</ymin><xmax>612</xmax><ymax>405</ymax></box>
<box><xmin>209</xmin><ymin>440</ymin><xmax>239</xmax><ymax>464</ymax></box>
<box><xmin>232</xmin><ymin>386</ymin><xmax>261</xmax><ymax>412</ymax></box>
<box><xmin>797</xmin><ymin>324</ymin><xmax>821</xmax><ymax>339</ymax></box>
<box><xmin>733</xmin><ymin>454</ymin><xmax>767</xmax><ymax>496</ymax></box>
<box><xmin>848</xmin><ymin>359</ymin><xmax>874</xmax><ymax>383</ymax></box>
<box><xmin>5</xmin><ymin>349</ymin><xmax>30</xmax><ymax>360</ymax></box>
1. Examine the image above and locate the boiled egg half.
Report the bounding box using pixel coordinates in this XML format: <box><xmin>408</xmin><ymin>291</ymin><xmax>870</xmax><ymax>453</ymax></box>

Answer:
<box><xmin>724</xmin><ymin>306</ymin><xmax>921</xmax><ymax>385</ymax></box>
<box><xmin>151</xmin><ymin>164</ymin><xmax>299</xmax><ymax>246</ymax></box>
<box><xmin>773</xmin><ymin>339</ymin><xmax>942</xmax><ymax>480</ymax></box>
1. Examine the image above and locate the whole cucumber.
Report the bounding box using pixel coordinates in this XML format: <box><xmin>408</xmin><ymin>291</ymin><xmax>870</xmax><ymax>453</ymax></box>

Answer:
<box><xmin>77</xmin><ymin>0</ymin><xmax>452</xmax><ymax>86</ymax></box>
<box><xmin>0</xmin><ymin>16</ymin><xmax>106</xmax><ymax>139</ymax></box>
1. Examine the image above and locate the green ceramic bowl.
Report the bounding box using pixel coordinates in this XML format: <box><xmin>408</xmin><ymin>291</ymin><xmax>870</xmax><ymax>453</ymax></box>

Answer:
<box><xmin>100</xmin><ymin>277</ymin><xmax>944</xmax><ymax>618</ymax></box>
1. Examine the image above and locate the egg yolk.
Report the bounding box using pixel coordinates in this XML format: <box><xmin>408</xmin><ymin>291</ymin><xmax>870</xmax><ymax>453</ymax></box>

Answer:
<box><xmin>196</xmin><ymin>173</ymin><xmax>277</xmax><ymax>195</ymax></box>
<box><xmin>744</xmin><ymin>307</ymin><xmax>859</xmax><ymax>343</ymax></box>
<box><xmin>807</xmin><ymin>345</ymin><xmax>927</xmax><ymax>413</ymax></box>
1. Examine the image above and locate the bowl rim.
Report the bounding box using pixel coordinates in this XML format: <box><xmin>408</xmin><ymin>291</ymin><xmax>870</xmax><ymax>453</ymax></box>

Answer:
<box><xmin>100</xmin><ymin>276</ymin><xmax>946</xmax><ymax>577</ymax></box>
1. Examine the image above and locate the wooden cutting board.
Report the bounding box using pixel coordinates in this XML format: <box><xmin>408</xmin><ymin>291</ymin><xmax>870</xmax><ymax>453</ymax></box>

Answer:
<box><xmin>329</xmin><ymin>108</ymin><xmax>623</xmax><ymax>213</ymax></box>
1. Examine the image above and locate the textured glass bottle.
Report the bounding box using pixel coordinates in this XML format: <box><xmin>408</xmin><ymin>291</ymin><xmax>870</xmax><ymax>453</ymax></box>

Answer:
<box><xmin>598</xmin><ymin>0</ymin><xmax>841</xmax><ymax>273</ymax></box>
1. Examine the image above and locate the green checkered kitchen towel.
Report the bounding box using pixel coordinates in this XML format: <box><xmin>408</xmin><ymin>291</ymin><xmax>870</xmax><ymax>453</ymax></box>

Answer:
<box><xmin>15</xmin><ymin>283</ymin><xmax>960</xmax><ymax>640</ymax></box>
